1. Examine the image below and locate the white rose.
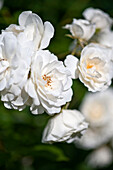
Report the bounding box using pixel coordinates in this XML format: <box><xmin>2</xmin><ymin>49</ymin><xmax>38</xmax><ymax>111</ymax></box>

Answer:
<box><xmin>42</xmin><ymin>109</ymin><xmax>88</xmax><ymax>143</ymax></box>
<box><xmin>0</xmin><ymin>11</ymin><xmax>54</xmax><ymax>111</ymax></box>
<box><xmin>0</xmin><ymin>31</ymin><xmax>33</xmax><ymax>91</ymax></box>
<box><xmin>86</xmin><ymin>146</ymin><xmax>113</xmax><ymax>168</ymax></box>
<box><xmin>1</xmin><ymin>89</ymin><xmax>29</xmax><ymax>111</ymax></box>
<box><xmin>83</xmin><ymin>7</ymin><xmax>113</xmax><ymax>31</ymax></box>
<box><xmin>25</xmin><ymin>50</ymin><xmax>73</xmax><ymax>115</ymax></box>
<box><xmin>76</xmin><ymin>122</ymin><xmax>113</xmax><ymax>149</ymax></box>
<box><xmin>75</xmin><ymin>89</ymin><xmax>113</xmax><ymax>149</ymax></box>
<box><xmin>4</xmin><ymin>11</ymin><xmax>54</xmax><ymax>51</ymax></box>
<box><xmin>80</xmin><ymin>89</ymin><xmax>113</xmax><ymax>127</ymax></box>
<box><xmin>0</xmin><ymin>31</ymin><xmax>33</xmax><ymax>110</ymax></box>
<box><xmin>92</xmin><ymin>30</ymin><xmax>113</xmax><ymax>48</ymax></box>
<box><xmin>65</xmin><ymin>43</ymin><xmax>113</xmax><ymax>92</ymax></box>
<box><xmin>64</xmin><ymin>19</ymin><xmax>95</xmax><ymax>41</ymax></box>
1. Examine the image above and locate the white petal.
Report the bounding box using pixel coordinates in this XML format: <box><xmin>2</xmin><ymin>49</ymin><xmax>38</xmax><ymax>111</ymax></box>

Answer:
<box><xmin>62</xmin><ymin>109</ymin><xmax>84</xmax><ymax>129</ymax></box>
<box><xmin>40</xmin><ymin>98</ymin><xmax>61</xmax><ymax>114</ymax></box>
<box><xmin>39</xmin><ymin>21</ymin><xmax>54</xmax><ymax>49</ymax></box>
<box><xmin>30</xmin><ymin>104</ymin><xmax>44</xmax><ymax>114</ymax></box>
<box><xmin>19</xmin><ymin>11</ymin><xmax>43</xmax><ymax>32</ymax></box>
<box><xmin>64</xmin><ymin>55</ymin><xmax>79</xmax><ymax>79</ymax></box>
<box><xmin>0</xmin><ymin>78</ymin><xmax>6</xmax><ymax>91</ymax></box>
<box><xmin>71</xmin><ymin>23</ymin><xmax>84</xmax><ymax>37</ymax></box>
<box><xmin>19</xmin><ymin>11</ymin><xmax>33</xmax><ymax>26</ymax></box>
<box><xmin>12</xmin><ymin>92</ymin><xmax>28</xmax><ymax>106</ymax></box>
<box><xmin>25</xmin><ymin>79</ymin><xmax>40</xmax><ymax>105</ymax></box>
<box><xmin>4</xmin><ymin>102</ymin><xmax>13</xmax><ymax>109</ymax></box>
<box><xmin>3</xmin><ymin>32</ymin><xmax>17</xmax><ymax>60</ymax></box>
<box><xmin>0</xmin><ymin>60</ymin><xmax>9</xmax><ymax>73</ymax></box>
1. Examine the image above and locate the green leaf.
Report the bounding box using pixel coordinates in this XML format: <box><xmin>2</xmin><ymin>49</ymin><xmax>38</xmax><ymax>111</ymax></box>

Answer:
<box><xmin>33</xmin><ymin>145</ymin><xmax>69</xmax><ymax>162</ymax></box>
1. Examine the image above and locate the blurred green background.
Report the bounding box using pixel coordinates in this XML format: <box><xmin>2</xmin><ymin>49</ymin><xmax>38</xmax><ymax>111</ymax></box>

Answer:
<box><xmin>0</xmin><ymin>0</ymin><xmax>113</xmax><ymax>169</ymax></box>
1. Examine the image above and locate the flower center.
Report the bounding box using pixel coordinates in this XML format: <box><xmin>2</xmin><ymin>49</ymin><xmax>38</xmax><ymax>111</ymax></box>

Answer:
<box><xmin>88</xmin><ymin>104</ymin><xmax>104</xmax><ymax>122</ymax></box>
<box><xmin>87</xmin><ymin>63</ymin><xmax>94</xmax><ymax>69</ymax></box>
<box><xmin>42</xmin><ymin>74</ymin><xmax>53</xmax><ymax>89</ymax></box>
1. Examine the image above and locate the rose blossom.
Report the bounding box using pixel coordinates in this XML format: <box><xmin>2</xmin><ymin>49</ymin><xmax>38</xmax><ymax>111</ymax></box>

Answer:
<box><xmin>42</xmin><ymin>109</ymin><xmax>88</xmax><ymax>143</ymax></box>
<box><xmin>0</xmin><ymin>31</ymin><xmax>33</xmax><ymax>110</ymax></box>
<box><xmin>75</xmin><ymin>89</ymin><xmax>113</xmax><ymax>149</ymax></box>
<box><xmin>65</xmin><ymin>43</ymin><xmax>113</xmax><ymax>92</ymax></box>
<box><xmin>0</xmin><ymin>11</ymin><xmax>55</xmax><ymax>111</ymax></box>
<box><xmin>83</xmin><ymin>7</ymin><xmax>113</xmax><ymax>31</ymax></box>
<box><xmin>86</xmin><ymin>146</ymin><xmax>113</xmax><ymax>168</ymax></box>
<box><xmin>91</xmin><ymin>30</ymin><xmax>113</xmax><ymax>48</ymax></box>
<box><xmin>25</xmin><ymin>50</ymin><xmax>73</xmax><ymax>115</ymax></box>
<box><xmin>4</xmin><ymin>11</ymin><xmax>54</xmax><ymax>51</ymax></box>
<box><xmin>0</xmin><ymin>31</ymin><xmax>33</xmax><ymax>93</ymax></box>
<box><xmin>64</xmin><ymin>19</ymin><xmax>95</xmax><ymax>41</ymax></box>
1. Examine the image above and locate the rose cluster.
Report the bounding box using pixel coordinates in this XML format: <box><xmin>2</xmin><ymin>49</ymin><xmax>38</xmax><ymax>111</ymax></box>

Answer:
<box><xmin>75</xmin><ymin>88</ymin><xmax>113</xmax><ymax>168</ymax></box>
<box><xmin>63</xmin><ymin>8</ymin><xmax>113</xmax><ymax>167</ymax></box>
<box><xmin>0</xmin><ymin>11</ymin><xmax>88</xmax><ymax>143</ymax></box>
<box><xmin>64</xmin><ymin>7</ymin><xmax>113</xmax><ymax>92</ymax></box>
<box><xmin>0</xmin><ymin>11</ymin><xmax>73</xmax><ymax>114</ymax></box>
<box><xmin>1</xmin><ymin>7</ymin><xmax>113</xmax><ymax>149</ymax></box>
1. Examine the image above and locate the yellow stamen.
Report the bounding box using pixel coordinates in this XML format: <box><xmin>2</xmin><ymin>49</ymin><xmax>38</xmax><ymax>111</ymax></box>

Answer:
<box><xmin>42</xmin><ymin>74</ymin><xmax>52</xmax><ymax>88</ymax></box>
<box><xmin>87</xmin><ymin>63</ymin><xmax>94</xmax><ymax>69</ymax></box>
